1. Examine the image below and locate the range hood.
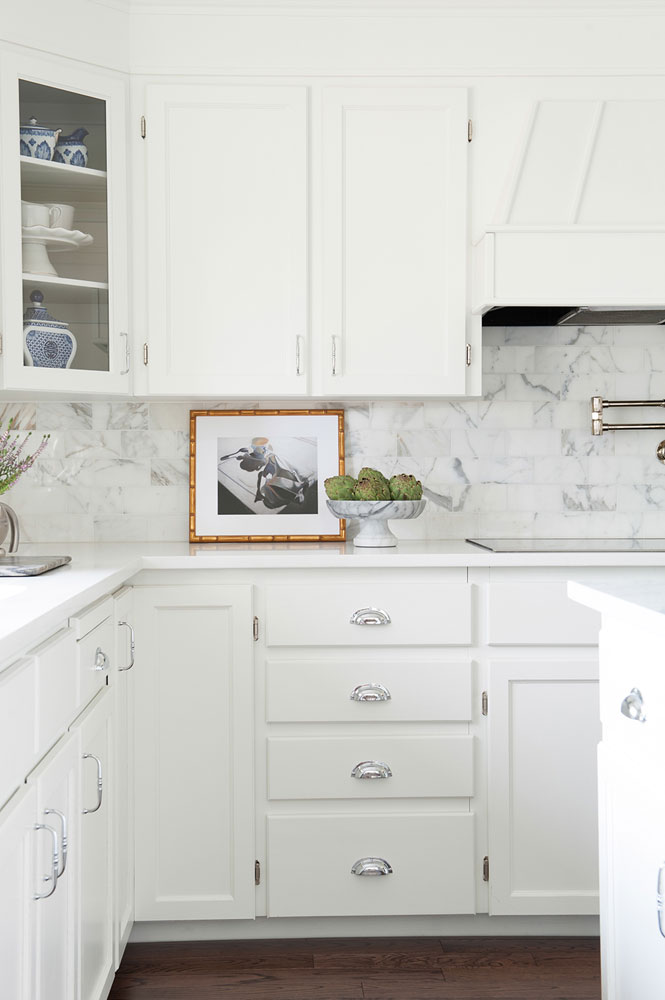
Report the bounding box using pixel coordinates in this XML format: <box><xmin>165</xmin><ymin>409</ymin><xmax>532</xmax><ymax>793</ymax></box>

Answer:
<box><xmin>474</xmin><ymin>99</ymin><xmax>665</xmax><ymax>326</ymax></box>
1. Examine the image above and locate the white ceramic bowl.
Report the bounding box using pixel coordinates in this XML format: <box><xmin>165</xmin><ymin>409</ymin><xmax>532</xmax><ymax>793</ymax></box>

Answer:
<box><xmin>326</xmin><ymin>498</ymin><xmax>426</xmax><ymax>547</ymax></box>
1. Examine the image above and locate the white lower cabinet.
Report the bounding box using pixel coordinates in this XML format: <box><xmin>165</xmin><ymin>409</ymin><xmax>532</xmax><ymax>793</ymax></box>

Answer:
<box><xmin>487</xmin><ymin>658</ymin><xmax>600</xmax><ymax>915</ymax></box>
<box><xmin>112</xmin><ymin>588</ymin><xmax>135</xmax><ymax>963</ymax></box>
<box><xmin>0</xmin><ymin>784</ymin><xmax>37</xmax><ymax>1000</ymax></box>
<box><xmin>133</xmin><ymin>585</ymin><xmax>254</xmax><ymax>920</ymax></box>
<box><xmin>76</xmin><ymin>691</ymin><xmax>114</xmax><ymax>1000</ymax></box>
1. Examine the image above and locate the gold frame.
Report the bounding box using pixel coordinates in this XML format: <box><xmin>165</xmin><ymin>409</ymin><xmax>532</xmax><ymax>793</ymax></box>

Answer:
<box><xmin>189</xmin><ymin>409</ymin><xmax>346</xmax><ymax>543</ymax></box>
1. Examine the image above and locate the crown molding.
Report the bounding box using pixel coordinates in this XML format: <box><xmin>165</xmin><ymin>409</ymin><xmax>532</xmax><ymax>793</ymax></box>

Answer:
<box><xmin>89</xmin><ymin>0</ymin><xmax>665</xmax><ymax>16</ymax></box>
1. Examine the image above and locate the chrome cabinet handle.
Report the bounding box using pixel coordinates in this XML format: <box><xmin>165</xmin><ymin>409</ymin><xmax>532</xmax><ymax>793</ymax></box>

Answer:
<box><xmin>118</xmin><ymin>621</ymin><xmax>135</xmax><ymax>671</ymax></box>
<box><xmin>119</xmin><ymin>331</ymin><xmax>130</xmax><ymax>375</ymax></box>
<box><xmin>93</xmin><ymin>647</ymin><xmax>109</xmax><ymax>672</ymax></box>
<box><xmin>621</xmin><ymin>687</ymin><xmax>646</xmax><ymax>723</ymax></box>
<box><xmin>351</xmin><ymin>760</ymin><xmax>392</xmax><ymax>780</ymax></box>
<box><xmin>82</xmin><ymin>754</ymin><xmax>103</xmax><ymax>814</ymax></box>
<box><xmin>43</xmin><ymin>808</ymin><xmax>67</xmax><ymax>878</ymax></box>
<box><xmin>350</xmin><ymin>682</ymin><xmax>391</xmax><ymax>702</ymax></box>
<box><xmin>33</xmin><ymin>823</ymin><xmax>59</xmax><ymax>899</ymax></box>
<box><xmin>658</xmin><ymin>864</ymin><xmax>665</xmax><ymax>938</ymax></box>
<box><xmin>331</xmin><ymin>335</ymin><xmax>338</xmax><ymax>376</ymax></box>
<box><xmin>351</xmin><ymin>857</ymin><xmax>393</xmax><ymax>877</ymax></box>
<box><xmin>295</xmin><ymin>335</ymin><xmax>303</xmax><ymax>376</ymax></box>
<box><xmin>350</xmin><ymin>608</ymin><xmax>391</xmax><ymax>627</ymax></box>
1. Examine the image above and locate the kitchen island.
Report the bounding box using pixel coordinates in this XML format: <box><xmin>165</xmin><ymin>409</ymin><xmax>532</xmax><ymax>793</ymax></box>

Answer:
<box><xmin>570</xmin><ymin>578</ymin><xmax>665</xmax><ymax>1000</ymax></box>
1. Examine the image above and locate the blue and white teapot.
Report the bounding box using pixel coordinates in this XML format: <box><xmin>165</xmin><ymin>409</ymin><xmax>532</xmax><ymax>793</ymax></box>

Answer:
<box><xmin>19</xmin><ymin>117</ymin><xmax>61</xmax><ymax>160</ymax></box>
<box><xmin>23</xmin><ymin>290</ymin><xmax>77</xmax><ymax>369</ymax></box>
<box><xmin>54</xmin><ymin>128</ymin><xmax>89</xmax><ymax>168</ymax></box>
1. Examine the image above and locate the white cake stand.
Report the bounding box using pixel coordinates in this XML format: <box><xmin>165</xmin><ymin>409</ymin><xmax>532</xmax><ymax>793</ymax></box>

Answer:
<box><xmin>326</xmin><ymin>498</ymin><xmax>426</xmax><ymax>547</ymax></box>
<box><xmin>22</xmin><ymin>226</ymin><xmax>94</xmax><ymax>276</ymax></box>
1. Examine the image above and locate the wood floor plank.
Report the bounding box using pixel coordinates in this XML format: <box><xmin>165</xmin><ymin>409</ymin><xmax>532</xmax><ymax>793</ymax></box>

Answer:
<box><xmin>107</xmin><ymin>936</ymin><xmax>601</xmax><ymax>1000</ymax></box>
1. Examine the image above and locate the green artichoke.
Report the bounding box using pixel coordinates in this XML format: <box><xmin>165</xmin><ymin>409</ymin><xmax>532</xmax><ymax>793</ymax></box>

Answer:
<box><xmin>353</xmin><ymin>477</ymin><xmax>391</xmax><ymax>501</ymax></box>
<box><xmin>324</xmin><ymin>475</ymin><xmax>357</xmax><ymax>500</ymax></box>
<box><xmin>357</xmin><ymin>466</ymin><xmax>389</xmax><ymax>488</ymax></box>
<box><xmin>389</xmin><ymin>474</ymin><xmax>423</xmax><ymax>500</ymax></box>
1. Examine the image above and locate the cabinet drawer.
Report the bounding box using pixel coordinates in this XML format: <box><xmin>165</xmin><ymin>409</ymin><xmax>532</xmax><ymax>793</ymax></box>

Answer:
<box><xmin>599</xmin><ymin>625</ymin><xmax>665</xmax><ymax>748</ymax></box>
<box><xmin>70</xmin><ymin>596</ymin><xmax>114</xmax><ymax>640</ymax></box>
<box><xmin>267</xmin><ymin>813</ymin><xmax>475</xmax><ymax>917</ymax></box>
<box><xmin>77</xmin><ymin>616</ymin><xmax>114</xmax><ymax>709</ymax></box>
<box><xmin>0</xmin><ymin>657</ymin><xmax>36</xmax><ymax>808</ymax></box>
<box><xmin>488</xmin><ymin>583</ymin><xmax>600</xmax><ymax>645</ymax></box>
<box><xmin>266</xmin><ymin>659</ymin><xmax>472</xmax><ymax>723</ymax></box>
<box><xmin>267</xmin><ymin>735</ymin><xmax>473</xmax><ymax>800</ymax></box>
<box><xmin>34</xmin><ymin>628</ymin><xmax>77</xmax><ymax>754</ymax></box>
<box><xmin>265</xmin><ymin>584</ymin><xmax>472</xmax><ymax>646</ymax></box>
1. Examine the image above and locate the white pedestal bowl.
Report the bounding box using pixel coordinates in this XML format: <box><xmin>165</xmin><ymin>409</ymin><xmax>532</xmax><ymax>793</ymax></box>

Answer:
<box><xmin>326</xmin><ymin>498</ymin><xmax>426</xmax><ymax>547</ymax></box>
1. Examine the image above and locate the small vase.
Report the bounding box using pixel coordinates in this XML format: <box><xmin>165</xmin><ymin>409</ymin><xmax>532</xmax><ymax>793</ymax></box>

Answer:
<box><xmin>0</xmin><ymin>502</ymin><xmax>19</xmax><ymax>554</ymax></box>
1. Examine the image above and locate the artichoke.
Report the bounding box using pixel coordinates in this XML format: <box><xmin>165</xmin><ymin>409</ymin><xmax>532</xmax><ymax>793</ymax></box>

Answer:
<box><xmin>324</xmin><ymin>475</ymin><xmax>357</xmax><ymax>500</ymax></box>
<box><xmin>353</xmin><ymin>477</ymin><xmax>391</xmax><ymax>501</ymax></box>
<box><xmin>357</xmin><ymin>466</ymin><xmax>389</xmax><ymax>488</ymax></box>
<box><xmin>389</xmin><ymin>474</ymin><xmax>423</xmax><ymax>500</ymax></box>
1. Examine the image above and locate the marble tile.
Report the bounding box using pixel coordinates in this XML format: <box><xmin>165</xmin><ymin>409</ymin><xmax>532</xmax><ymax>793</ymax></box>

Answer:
<box><xmin>150</xmin><ymin>458</ymin><xmax>189</xmax><ymax>486</ymax></box>
<box><xmin>93</xmin><ymin>401</ymin><xmax>149</xmax><ymax>430</ymax></box>
<box><xmin>36</xmin><ymin>401</ymin><xmax>92</xmax><ymax>430</ymax></box>
<box><xmin>562</xmin><ymin>485</ymin><xmax>617</xmax><ymax>512</ymax></box>
<box><xmin>0</xmin><ymin>402</ymin><xmax>36</xmax><ymax>431</ymax></box>
<box><xmin>93</xmin><ymin>515</ymin><xmax>149</xmax><ymax>542</ymax></box>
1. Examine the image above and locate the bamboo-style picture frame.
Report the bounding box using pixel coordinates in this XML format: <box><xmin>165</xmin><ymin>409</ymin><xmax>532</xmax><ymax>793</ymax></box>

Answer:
<box><xmin>189</xmin><ymin>409</ymin><xmax>346</xmax><ymax>543</ymax></box>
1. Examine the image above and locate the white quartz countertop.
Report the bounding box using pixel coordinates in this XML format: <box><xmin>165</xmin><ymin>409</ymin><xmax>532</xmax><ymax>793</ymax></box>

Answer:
<box><xmin>3</xmin><ymin>539</ymin><xmax>665</xmax><ymax>664</ymax></box>
<box><xmin>569</xmin><ymin>578</ymin><xmax>665</xmax><ymax>635</ymax></box>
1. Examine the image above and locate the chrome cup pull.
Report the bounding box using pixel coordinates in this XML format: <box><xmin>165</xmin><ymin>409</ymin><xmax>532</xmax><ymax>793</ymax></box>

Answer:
<box><xmin>350</xmin><ymin>682</ymin><xmax>391</xmax><ymax>703</ymax></box>
<box><xmin>93</xmin><ymin>647</ymin><xmax>109</xmax><ymax>672</ymax></box>
<box><xmin>658</xmin><ymin>863</ymin><xmax>665</xmax><ymax>938</ymax></box>
<box><xmin>43</xmin><ymin>808</ymin><xmax>67</xmax><ymax>878</ymax></box>
<box><xmin>621</xmin><ymin>687</ymin><xmax>646</xmax><ymax>723</ymax></box>
<box><xmin>351</xmin><ymin>857</ymin><xmax>393</xmax><ymax>877</ymax></box>
<box><xmin>350</xmin><ymin>608</ymin><xmax>391</xmax><ymax>627</ymax></box>
<box><xmin>117</xmin><ymin>621</ymin><xmax>135</xmax><ymax>671</ymax></box>
<box><xmin>33</xmin><ymin>823</ymin><xmax>59</xmax><ymax>899</ymax></box>
<box><xmin>82</xmin><ymin>753</ymin><xmax>103</xmax><ymax>814</ymax></box>
<box><xmin>351</xmin><ymin>760</ymin><xmax>392</xmax><ymax>780</ymax></box>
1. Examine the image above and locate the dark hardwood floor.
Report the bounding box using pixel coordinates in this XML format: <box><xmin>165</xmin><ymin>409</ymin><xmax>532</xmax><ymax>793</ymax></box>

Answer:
<box><xmin>108</xmin><ymin>936</ymin><xmax>601</xmax><ymax>999</ymax></box>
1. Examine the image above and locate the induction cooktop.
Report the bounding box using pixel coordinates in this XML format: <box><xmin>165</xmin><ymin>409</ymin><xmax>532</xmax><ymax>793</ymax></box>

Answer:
<box><xmin>466</xmin><ymin>538</ymin><xmax>665</xmax><ymax>553</ymax></box>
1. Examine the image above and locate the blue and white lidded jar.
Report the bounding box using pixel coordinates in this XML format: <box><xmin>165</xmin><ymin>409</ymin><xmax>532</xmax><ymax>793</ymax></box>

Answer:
<box><xmin>19</xmin><ymin>117</ymin><xmax>61</xmax><ymax>160</ymax></box>
<box><xmin>53</xmin><ymin>128</ymin><xmax>89</xmax><ymax>168</ymax></box>
<box><xmin>23</xmin><ymin>290</ymin><xmax>77</xmax><ymax>369</ymax></box>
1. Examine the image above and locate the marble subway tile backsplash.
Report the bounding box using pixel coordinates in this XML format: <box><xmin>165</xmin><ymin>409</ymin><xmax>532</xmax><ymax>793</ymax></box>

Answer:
<box><xmin>5</xmin><ymin>324</ymin><xmax>665</xmax><ymax>542</ymax></box>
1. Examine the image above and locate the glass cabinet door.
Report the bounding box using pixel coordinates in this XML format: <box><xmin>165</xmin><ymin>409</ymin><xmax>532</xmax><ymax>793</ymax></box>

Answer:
<box><xmin>0</xmin><ymin>53</ymin><xmax>129</xmax><ymax>393</ymax></box>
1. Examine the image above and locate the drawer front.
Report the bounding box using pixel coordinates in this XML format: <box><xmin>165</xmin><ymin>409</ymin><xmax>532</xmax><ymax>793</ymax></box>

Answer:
<box><xmin>267</xmin><ymin>813</ymin><xmax>475</xmax><ymax>917</ymax></box>
<box><xmin>488</xmin><ymin>583</ymin><xmax>600</xmax><ymax>646</ymax></box>
<box><xmin>77</xmin><ymin>616</ymin><xmax>114</xmax><ymax>709</ymax></box>
<box><xmin>0</xmin><ymin>658</ymin><xmax>36</xmax><ymax>807</ymax></box>
<box><xmin>34</xmin><ymin>628</ymin><xmax>77</xmax><ymax>753</ymax></box>
<box><xmin>70</xmin><ymin>595</ymin><xmax>114</xmax><ymax>640</ymax></box>
<box><xmin>266</xmin><ymin>659</ymin><xmax>472</xmax><ymax>723</ymax></box>
<box><xmin>265</xmin><ymin>584</ymin><xmax>472</xmax><ymax>646</ymax></box>
<box><xmin>267</xmin><ymin>735</ymin><xmax>473</xmax><ymax>800</ymax></box>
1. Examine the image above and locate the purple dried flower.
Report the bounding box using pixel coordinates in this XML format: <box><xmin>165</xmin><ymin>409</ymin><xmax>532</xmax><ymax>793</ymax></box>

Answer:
<box><xmin>0</xmin><ymin>418</ymin><xmax>49</xmax><ymax>496</ymax></box>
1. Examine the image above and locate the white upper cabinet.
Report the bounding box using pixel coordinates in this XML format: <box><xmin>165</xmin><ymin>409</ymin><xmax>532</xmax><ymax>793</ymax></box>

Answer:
<box><xmin>319</xmin><ymin>86</ymin><xmax>469</xmax><ymax>397</ymax></box>
<box><xmin>140</xmin><ymin>82</ymin><xmax>308</xmax><ymax>396</ymax></box>
<box><xmin>0</xmin><ymin>51</ymin><xmax>130</xmax><ymax>394</ymax></box>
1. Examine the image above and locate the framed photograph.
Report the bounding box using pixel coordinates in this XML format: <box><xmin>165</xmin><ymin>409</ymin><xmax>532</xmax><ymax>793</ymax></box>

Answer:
<box><xmin>189</xmin><ymin>409</ymin><xmax>346</xmax><ymax>543</ymax></box>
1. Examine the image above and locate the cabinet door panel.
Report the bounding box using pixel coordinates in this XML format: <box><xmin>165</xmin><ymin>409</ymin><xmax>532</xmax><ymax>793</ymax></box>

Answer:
<box><xmin>487</xmin><ymin>659</ymin><xmax>600</xmax><ymax>915</ymax></box>
<box><xmin>134</xmin><ymin>585</ymin><xmax>254</xmax><ymax>920</ymax></box>
<box><xmin>0</xmin><ymin>785</ymin><xmax>36</xmax><ymax>1000</ymax></box>
<box><xmin>144</xmin><ymin>84</ymin><xmax>308</xmax><ymax>396</ymax></box>
<box><xmin>321</xmin><ymin>86</ymin><xmax>467</xmax><ymax>397</ymax></box>
<box><xmin>113</xmin><ymin>588</ymin><xmax>134</xmax><ymax>964</ymax></box>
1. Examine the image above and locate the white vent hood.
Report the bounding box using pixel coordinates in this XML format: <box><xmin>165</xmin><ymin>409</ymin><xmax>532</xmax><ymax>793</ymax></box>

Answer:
<box><xmin>474</xmin><ymin>99</ymin><xmax>665</xmax><ymax>325</ymax></box>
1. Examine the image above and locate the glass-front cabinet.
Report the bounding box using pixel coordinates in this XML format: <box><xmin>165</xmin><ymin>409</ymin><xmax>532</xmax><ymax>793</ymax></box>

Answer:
<box><xmin>0</xmin><ymin>53</ymin><xmax>130</xmax><ymax>393</ymax></box>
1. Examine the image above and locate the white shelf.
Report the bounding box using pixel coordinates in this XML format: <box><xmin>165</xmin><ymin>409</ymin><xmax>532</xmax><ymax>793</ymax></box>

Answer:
<box><xmin>22</xmin><ymin>273</ymin><xmax>108</xmax><ymax>305</ymax></box>
<box><xmin>20</xmin><ymin>157</ymin><xmax>107</xmax><ymax>201</ymax></box>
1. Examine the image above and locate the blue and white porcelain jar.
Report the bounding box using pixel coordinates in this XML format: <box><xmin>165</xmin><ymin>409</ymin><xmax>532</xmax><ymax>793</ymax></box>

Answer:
<box><xmin>23</xmin><ymin>290</ymin><xmax>77</xmax><ymax>369</ymax></box>
<box><xmin>53</xmin><ymin>128</ymin><xmax>89</xmax><ymax>168</ymax></box>
<box><xmin>19</xmin><ymin>117</ymin><xmax>61</xmax><ymax>160</ymax></box>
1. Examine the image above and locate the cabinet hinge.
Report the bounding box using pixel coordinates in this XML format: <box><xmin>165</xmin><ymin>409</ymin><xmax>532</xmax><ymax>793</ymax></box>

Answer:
<box><xmin>255</xmin><ymin>859</ymin><xmax>261</xmax><ymax>885</ymax></box>
<box><xmin>140</xmin><ymin>115</ymin><xmax>146</xmax><ymax>139</ymax></box>
<box><xmin>467</xmin><ymin>118</ymin><xmax>473</xmax><ymax>142</ymax></box>
<box><xmin>483</xmin><ymin>856</ymin><xmax>489</xmax><ymax>882</ymax></box>
<box><xmin>465</xmin><ymin>343</ymin><xmax>472</xmax><ymax>366</ymax></box>
<box><xmin>252</xmin><ymin>616</ymin><xmax>259</xmax><ymax>641</ymax></box>
<box><xmin>142</xmin><ymin>343</ymin><xmax>149</xmax><ymax>366</ymax></box>
<box><xmin>0</xmin><ymin>333</ymin><xmax>3</xmax><ymax>355</ymax></box>
<box><xmin>481</xmin><ymin>690</ymin><xmax>488</xmax><ymax>716</ymax></box>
